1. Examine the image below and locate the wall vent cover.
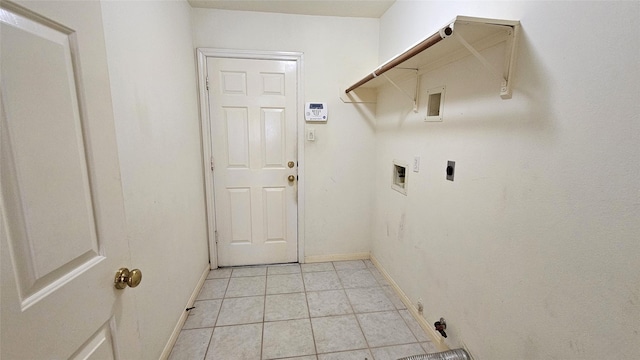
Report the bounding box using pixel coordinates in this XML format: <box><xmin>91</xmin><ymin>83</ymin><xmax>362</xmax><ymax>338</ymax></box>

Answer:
<box><xmin>392</xmin><ymin>161</ymin><xmax>408</xmax><ymax>195</ymax></box>
<box><xmin>425</xmin><ymin>86</ymin><xmax>445</xmax><ymax>122</ymax></box>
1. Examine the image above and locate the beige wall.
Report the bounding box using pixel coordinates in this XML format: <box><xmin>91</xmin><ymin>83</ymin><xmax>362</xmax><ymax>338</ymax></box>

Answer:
<box><xmin>97</xmin><ymin>2</ymin><xmax>639</xmax><ymax>358</ymax></box>
<box><xmin>101</xmin><ymin>1</ymin><xmax>209</xmax><ymax>358</ymax></box>
<box><xmin>373</xmin><ymin>1</ymin><xmax>640</xmax><ymax>359</ymax></box>
<box><xmin>191</xmin><ymin>9</ymin><xmax>380</xmax><ymax>259</ymax></box>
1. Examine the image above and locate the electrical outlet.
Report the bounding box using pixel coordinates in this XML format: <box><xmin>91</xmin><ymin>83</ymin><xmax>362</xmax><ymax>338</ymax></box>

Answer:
<box><xmin>417</xmin><ymin>298</ymin><xmax>424</xmax><ymax>314</ymax></box>
<box><xmin>413</xmin><ymin>156</ymin><xmax>420</xmax><ymax>172</ymax></box>
<box><xmin>446</xmin><ymin>160</ymin><xmax>455</xmax><ymax>181</ymax></box>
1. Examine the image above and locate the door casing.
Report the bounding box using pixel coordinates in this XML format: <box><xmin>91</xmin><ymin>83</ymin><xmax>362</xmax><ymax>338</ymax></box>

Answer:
<box><xmin>196</xmin><ymin>48</ymin><xmax>305</xmax><ymax>269</ymax></box>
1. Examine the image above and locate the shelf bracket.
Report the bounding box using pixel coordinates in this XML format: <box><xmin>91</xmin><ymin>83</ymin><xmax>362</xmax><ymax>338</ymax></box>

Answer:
<box><xmin>453</xmin><ymin>26</ymin><xmax>518</xmax><ymax>99</ymax></box>
<box><xmin>381</xmin><ymin>70</ymin><xmax>419</xmax><ymax>112</ymax></box>
<box><xmin>339</xmin><ymin>86</ymin><xmax>376</xmax><ymax>103</ymax></box>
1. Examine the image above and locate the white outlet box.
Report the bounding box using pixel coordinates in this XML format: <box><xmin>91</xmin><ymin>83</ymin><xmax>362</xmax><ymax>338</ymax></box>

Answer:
<box><xmin>413</xmin><ymin>156</ymin><xmax>420</xmax><ymax>172</ymax></box>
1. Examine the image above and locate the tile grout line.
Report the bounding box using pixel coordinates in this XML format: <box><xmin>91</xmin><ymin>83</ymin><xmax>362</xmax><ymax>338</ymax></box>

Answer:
<box><xmin>398</xmin><ymin>309</ymin><xmax>426</xmax><ymax>345</ymax></box>
<box><xmin>367</xmin><ymin>261</ymin><xmax>431</xmax><ymax>348</ymax></box>
<box><xmin>309</xmin><ymin>261</ymin><xmax>370</xmax><ymax>358</ymax></box>
<box><xmin>212</xmin><ymin>273</ymin><xmax>230</xmax><ymax>328</ymax></box>
<box><xmin>337</xmin><ymin>260</ymin><xmax>375</xmax><ymax>358</ymax></box>
<box><xmin>301</xmin><ymin>264</ymin><xmax>320</xmax><ymax>359</ymax></box>
<box><xmin>200</xmin><ymin>269</ymin><xmax>227</xmax><ymax>360</ymax></box>
<box><xmin>202</xmin><ymin>271</ymin><xmax>230</xmax><ymax>359</ymax></box>
<box><xmin>261</xmin><ymin>270</ymin><xmax>267</xmax><ymax>360</ymax></box>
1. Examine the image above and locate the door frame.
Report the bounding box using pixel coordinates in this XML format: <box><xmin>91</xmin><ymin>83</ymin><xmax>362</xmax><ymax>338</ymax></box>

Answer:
<box><xmin>196</xmin><ymin>48</ymin><xmax>305</xmax><ymax>269</ymax></box>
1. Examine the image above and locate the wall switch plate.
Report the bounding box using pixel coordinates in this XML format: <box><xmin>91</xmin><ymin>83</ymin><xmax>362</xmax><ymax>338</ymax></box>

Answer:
<box><xmin>306</xmin><ymin>128</ymin><xmax>316</xmax><ymax>141</ymax></box>
<box><xmin>446</xmin><ymin>160</ymin><xmax>455</xmax><ymax>181</ymax></box>
<box><xmin>413</xmin><ymin>156</ymin><xmax>420</xmax><ymax>172</ymax></box>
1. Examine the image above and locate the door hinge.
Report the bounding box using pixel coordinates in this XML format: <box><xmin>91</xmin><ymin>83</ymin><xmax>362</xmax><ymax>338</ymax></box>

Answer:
<box><xmin>206</xmin><ymin>75</ymin><xmax>209</xmax><ymax>91</ymax></box>
<box><xmin>210</xmin><ymin>156</ymin><xmax>215</xmax><ymax>171</ymax></box>
<box><xmin>214</xmin><ymin>230</ymin><xmax>219</xmax><ymax>243</ymax></box>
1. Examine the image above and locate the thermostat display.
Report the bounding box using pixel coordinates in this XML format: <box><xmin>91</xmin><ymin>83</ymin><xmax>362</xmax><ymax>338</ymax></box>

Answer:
<box><xmin>305</xmin><ymin>102</ymin><xmax>328</xmax><ymax>122</ymax></box>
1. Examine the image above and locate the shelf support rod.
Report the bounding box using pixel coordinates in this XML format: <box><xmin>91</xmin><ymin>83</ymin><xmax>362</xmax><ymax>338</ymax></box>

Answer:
<box><xmin>345</xmin><ymin>25</ymin><xmax>452</xmax><ymax>94</ymax></box>
<box><xmin>381</xmin><ymin>71</ymin><xmax>419</xmax><ymax>112</ymax></box>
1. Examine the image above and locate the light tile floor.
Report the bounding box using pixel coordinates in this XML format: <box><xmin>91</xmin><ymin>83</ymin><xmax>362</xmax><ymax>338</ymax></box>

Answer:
<box><xmin>169</xmin><ymin>260</ymin><xmax>438</xmax><ymax>360</ymax></box>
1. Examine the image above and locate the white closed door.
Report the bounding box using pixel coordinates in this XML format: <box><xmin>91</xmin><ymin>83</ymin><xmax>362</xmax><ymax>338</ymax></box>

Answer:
<box><xmin>1</xmin><ymin>1</ymin><xmax>136</xmax><ymax>359</ymax></box>
<box><xmin>208</xmin><ymin>57</ymin><xmax>298</xmax><ymax>267</ymax></box>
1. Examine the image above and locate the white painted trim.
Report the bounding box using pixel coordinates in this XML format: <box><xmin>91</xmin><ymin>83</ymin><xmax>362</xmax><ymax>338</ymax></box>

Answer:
<box><xmin>305</xmin><ymin>252</ymin><xmax>370</xmax><ymax>263</ymax></box>
<box><xmin>370</xmin><ymin>254</ymin><xmax>449</xmax><ymax>352</ymax></box>
<box><xmin>196</xmin><ymin>48</ymin><xmax>304</xmax><ymax>62</ymax></box>
<box><xmin>195</xmin><ymin>48</ymin><xmax>305</xmax><ymax>268</ymax></box>
<box><xmin>159</xmin><ymin>264</ymin><xmax>210</xmax><ymax>360</ymax></box>
<box><xmin>295</xmin><ymin>54</ymin><xmax>306</xmax><ymax>264</ymax></box>
<box><xmin>196</xmin><ymin>49</ymin><xmax>216</xmax><ymax>269</ymax></box>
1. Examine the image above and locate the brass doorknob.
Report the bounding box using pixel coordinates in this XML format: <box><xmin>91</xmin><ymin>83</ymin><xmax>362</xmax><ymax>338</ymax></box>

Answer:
<box><xmin>288</xmin><ymin>175</ymin><xmax>295</xmax><ymax>182</ymax></box>
<box><xmin>114</xmin><ymin>268</ymin><xmax>142</xmax><ymax>289</ymax></box>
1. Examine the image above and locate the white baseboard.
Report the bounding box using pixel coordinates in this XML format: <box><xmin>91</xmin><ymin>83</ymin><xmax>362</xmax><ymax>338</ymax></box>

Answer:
<box><xmin>159</xmin><ymin>263</ymin><xmax>210</xmax><ymax>360</ymax></box>
<box><xmin>370</xmin><ymin>254</ymin><xmax>449</xmax><ymax>352</ymax></box>
<box><xmin>304</xmin><ymin>252</ymin><xmax>370</xmax><ymax>263</ymax></box>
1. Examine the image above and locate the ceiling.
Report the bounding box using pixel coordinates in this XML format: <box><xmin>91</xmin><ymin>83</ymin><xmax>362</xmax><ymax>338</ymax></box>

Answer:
<box><xmin>188</xmin><ymin>0</ymin><xmax>396</xmax><ymax>18</ymax></box>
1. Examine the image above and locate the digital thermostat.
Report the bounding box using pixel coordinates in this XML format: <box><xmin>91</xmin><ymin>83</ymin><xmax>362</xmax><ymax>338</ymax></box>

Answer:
<box><xmin>305</xmin><ymin>102</ymin><xmax>328</xmax><ymax>122</ymax></box>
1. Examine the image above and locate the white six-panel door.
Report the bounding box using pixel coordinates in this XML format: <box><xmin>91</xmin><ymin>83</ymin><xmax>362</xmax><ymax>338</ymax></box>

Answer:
<box><xmin>1</xmin><ymin>1</ymin><xmax>134</xmax><ymax>358</ymax></box>
<box><xmin>208</xmin><ymin>57</ymin><xmax>298</xmax><ymax>266</ymax></box>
